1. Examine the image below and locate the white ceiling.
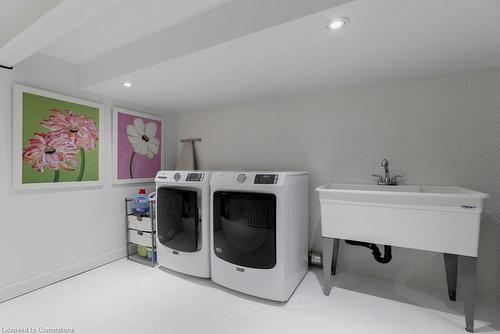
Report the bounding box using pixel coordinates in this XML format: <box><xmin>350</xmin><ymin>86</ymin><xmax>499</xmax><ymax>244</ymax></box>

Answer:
<box><xmin>0</xmin><ymin>0</ymin><xmax>62</xmax><ymax>47</ymax></box>
<box><xmin>0</xmin><ymin>0</ymin><xmax>22</xmax><ymax>23</ymax></box>
<box><xmin>3</xmin><ymin>0</ymin><xmax>500</xmax><ymax>113</ymax></box>
<box><xmin>42</xmin><ymin>0</ymin><xmax>232</xmax><ymax>64</ymax></box>
<box><xmin>0</xmin><ymin>0</ymin><xmax>35</xmax><ymax>23</ymax></box>
<box><xmin>0</xmin><ymin>0</ymin><xmax>123</xmax><ymax>67</ymax></box>
<box><xmin>79</xmin><ymin>0</ymin><xmax>500</xmax><ymax>112</ymax></box>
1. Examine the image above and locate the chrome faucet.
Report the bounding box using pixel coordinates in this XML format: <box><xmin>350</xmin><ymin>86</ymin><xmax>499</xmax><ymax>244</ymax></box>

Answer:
<box><xmin>372</xmin><ymin>159</ymin><xmax>404</xmax><ymax>185</ymax></box>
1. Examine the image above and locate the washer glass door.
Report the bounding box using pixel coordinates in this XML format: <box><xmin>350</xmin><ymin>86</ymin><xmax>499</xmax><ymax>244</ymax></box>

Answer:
<box><xmin>213</xmin><ymin>191</ymin><xmax>276</xmax><ymax>269</ymax></box>
<box><xmin>157</xmin><ymin>188</ymin><xmax>199</xmax><ymax>252</ymax></box>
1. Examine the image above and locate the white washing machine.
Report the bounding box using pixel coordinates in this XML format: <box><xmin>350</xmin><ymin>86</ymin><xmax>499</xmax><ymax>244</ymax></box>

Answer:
<box><xmin>155</xmin><ymin>170</ymin><xmax>211</xmax><ymax>278</ymax></box>
<box><xmin>210</xmin><ymin>171</ymin><xmax>309</xmax><ymax>301</ymax></box>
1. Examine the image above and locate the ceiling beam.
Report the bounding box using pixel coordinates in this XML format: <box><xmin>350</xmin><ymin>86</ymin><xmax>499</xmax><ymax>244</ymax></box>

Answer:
<box><xmin>79</xmin><ymin>0</ymin><xmax>354</xmax><ymax>89</ymax></box>
<box><xmin>0</xmin><ymin>0</ymin><xmax>63</xmax><ymax>49</ymax></box>
<box><xmin>0</xmin><ymin>0</ymin><xmax>122</xmax><ymax>67</ymax></box>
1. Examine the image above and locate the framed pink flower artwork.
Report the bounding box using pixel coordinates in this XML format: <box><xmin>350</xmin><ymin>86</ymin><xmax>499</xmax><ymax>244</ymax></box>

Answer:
<box><xmin>13</xmin><ymin>84</ymin><xmax>104</xmax><ymax>190</ymax></box>
<box><xmin>112</xmin><ymin>107</ymin><xmax>164</xmax><ymax>184</ymax></box>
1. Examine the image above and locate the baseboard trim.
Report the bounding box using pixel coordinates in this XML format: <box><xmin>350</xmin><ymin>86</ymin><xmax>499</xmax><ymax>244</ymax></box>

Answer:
<box><xmin>0</xmin><ymin>248</ymin><xmax>126</xmax><ymax>303</ymax></box>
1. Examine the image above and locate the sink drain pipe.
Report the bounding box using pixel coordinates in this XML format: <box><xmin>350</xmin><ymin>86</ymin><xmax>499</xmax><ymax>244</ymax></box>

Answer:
<box><xmin>308</xmin><ymin>241</ymin><xmax>392</xmax><ymax>266</ymax></box>
<box><xmin>345</xmin><ymin>240</ymin><xmax>392</xmax><ymax>264</ymax></box>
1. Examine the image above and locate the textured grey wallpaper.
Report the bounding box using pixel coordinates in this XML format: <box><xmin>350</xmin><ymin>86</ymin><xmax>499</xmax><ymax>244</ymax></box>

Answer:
<box><xmin>177</xmin><ymin>67</ymin><xmax>500</xmax><ymax>297</ymax></box>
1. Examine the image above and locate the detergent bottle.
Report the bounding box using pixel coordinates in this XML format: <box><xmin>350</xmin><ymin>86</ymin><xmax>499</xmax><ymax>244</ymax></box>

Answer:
<box><xmin>133</xmin><ymin>188</ymin><xmax>150</xmax><ymax>215</ymax></box>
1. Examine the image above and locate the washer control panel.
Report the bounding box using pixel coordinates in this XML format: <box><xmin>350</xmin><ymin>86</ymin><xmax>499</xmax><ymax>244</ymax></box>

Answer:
<box><xmin>186</xmin><ymin>173</ymin><xmax>204</xmax><ymax>182</ymax></box>
<box><xmin>254</xmin><ymin>174</ymin><xmax>278</xmax><ymax>184</ymax></box>
<box><xmin>156</xmin><ymin>171</ymin><xmax>210</xmax><ymax>183</ymax></box>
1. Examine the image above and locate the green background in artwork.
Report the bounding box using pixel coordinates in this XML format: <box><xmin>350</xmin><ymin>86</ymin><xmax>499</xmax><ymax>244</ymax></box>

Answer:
<box><xmin>22</xmin><ymin>92</ymin><xmax>100</xmax><ymax>184</ymax></box>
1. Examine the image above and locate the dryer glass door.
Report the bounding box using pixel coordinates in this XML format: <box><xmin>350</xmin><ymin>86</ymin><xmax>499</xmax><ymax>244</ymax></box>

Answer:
<box><xmin>213</xmin><ymin>191</ymin><xmax>276</xmax><ymax>269</ymax></box>
<box><xmin>157</xmin><ymin>188</ymin><xmax>199</xmax><ymax>252</ymax></box>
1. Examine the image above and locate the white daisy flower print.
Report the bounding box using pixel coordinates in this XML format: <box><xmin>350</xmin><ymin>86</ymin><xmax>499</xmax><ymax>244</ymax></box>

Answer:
<box><xmin>127</xmin><ymin>118</ymin><xmax>160</xmax><ymax>159</ymax></box>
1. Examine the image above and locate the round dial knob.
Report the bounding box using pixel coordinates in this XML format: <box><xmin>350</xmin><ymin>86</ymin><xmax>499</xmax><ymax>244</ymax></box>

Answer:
<box><xmin>236</xmin><ymin>174</ymin><xmax>247</xmax><ymax>183</ymax></box>
<box><xmin>174</xmin><ymin>173</ymin><xmax>181</xmax><ymax>181</ymax></box>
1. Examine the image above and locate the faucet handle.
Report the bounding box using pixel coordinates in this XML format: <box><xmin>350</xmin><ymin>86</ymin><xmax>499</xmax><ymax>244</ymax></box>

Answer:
<box><xmin>391</xmin><ymin>174</ymin><xmax>404</xmax><ymax>184</ymax></box>
<box><xmin>372</xmin><ymin>174</ymin><xmax>383</xmax><ymax>184</ymax></box>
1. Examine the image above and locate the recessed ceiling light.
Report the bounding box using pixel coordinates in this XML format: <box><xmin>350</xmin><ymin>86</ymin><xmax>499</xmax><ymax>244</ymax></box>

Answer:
<box><xmin>327</xmin><ymin>17</ymin><xmax>349</xmax><ymax>30</ymax></box>
<box><xmin>123</xmin><ymin>81</ymin><xmax>132</xmax><ymax>88</ymax></box>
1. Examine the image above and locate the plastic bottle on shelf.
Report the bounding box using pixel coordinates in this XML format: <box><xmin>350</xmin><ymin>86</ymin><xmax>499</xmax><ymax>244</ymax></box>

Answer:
<box><xmin>147</xmin><ymin>249</ymin><xmax>156</xmax><ymax>261</ymax></box>
<box><xmin>133</xmin><ymin>189</ymin><xmax>150</xmax><ymax>215</ymax></box>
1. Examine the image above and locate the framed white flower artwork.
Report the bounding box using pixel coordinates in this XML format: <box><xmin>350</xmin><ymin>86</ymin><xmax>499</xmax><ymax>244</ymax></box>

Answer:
<box><xmin>13</xmin><ymin>84</ymin><xmax>104</xmax><ymax>190</ymax></box>
<box><xmin>112</xmin><ymin>107</ymin><xmax>165</xmax><ymax>184</ymax></box>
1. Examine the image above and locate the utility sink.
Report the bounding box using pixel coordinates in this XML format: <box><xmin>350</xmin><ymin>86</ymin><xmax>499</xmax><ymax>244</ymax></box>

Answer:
<box><xmin>317</xmin><ymin>183</ymin><xmax>489</xmax><ymax>256</ymax></box>
<box><xmin>317</xmin><ymin>182</ymin><xmax>489</xmax><ymax>332</ymax></box>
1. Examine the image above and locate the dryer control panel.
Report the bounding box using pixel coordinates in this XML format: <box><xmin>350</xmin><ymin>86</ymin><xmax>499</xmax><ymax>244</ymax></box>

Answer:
<box><xmin>254</xmin><ymin>174</ymin><xmax>278</xmax><ymax>184</ymax></box>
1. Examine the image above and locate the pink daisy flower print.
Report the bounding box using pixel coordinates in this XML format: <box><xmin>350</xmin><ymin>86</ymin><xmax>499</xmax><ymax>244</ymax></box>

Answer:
<box><xmin>41</xmin><ymin>109</ymin><xmax>99</xmax><ymax>151</ymax></box>
<box><xmin>22</xmin><ymin>131</ymin><xmax>78</xmax><ymax>173</ymax></box>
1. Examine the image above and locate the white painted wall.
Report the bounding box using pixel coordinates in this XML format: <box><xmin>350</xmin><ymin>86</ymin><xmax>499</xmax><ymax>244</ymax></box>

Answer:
<box><xmin>177</xmin><ymin>67</ymin><xmax>500</xmax><ymax>297</ymax></box>
<box><xmin>0</xmin><ymin>53</ymin><xmax>177</xmax><ymax>302</ymax></box>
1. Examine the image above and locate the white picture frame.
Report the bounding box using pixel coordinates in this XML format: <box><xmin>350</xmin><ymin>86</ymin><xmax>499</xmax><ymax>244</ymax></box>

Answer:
<box><xmin>112</xmin><ymin>106</ymin><xmax>165</xmax><ymax>184</ymax></box>
<box><xmin>13</xmin><ymin>84</ymin><xmax>105</xmax><ymax>190</ymax></box>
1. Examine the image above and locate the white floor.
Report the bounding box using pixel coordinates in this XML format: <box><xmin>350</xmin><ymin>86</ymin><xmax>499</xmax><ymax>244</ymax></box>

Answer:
<box><xmin>1</xmin><ymin>259</ymin><xmax>499</xmax><ymax>334</ymax></box>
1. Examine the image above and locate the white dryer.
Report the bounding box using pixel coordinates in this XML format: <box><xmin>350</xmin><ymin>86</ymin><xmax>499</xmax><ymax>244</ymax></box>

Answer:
<box><xmin>210</xmin><ymin>171</ymin><xmax>309</xmax><ymax>301</ymax></box>
<box><xmin>155</xmin><ymin>171</ymin><xmax>211</xmax><ymax>278</ymax></box>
